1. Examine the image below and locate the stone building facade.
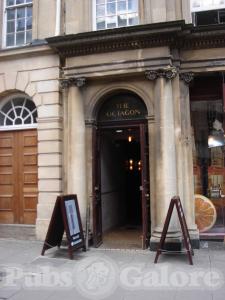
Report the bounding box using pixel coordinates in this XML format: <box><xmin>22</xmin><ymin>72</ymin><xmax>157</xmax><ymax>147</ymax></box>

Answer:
<box><xmin>0</xmin><ymin>0</ymin><xmax>225</xmax><ymax>250</ymax></box>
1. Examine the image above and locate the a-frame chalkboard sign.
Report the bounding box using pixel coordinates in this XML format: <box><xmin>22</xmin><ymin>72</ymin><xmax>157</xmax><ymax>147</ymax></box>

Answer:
<box><xmin>154</xmin><ymin>196</ymin><xmax>194</xmax><ymax>265</ymax></box>
<box><xmin>41</xmin><ymin>194</ymin><xmax>86</xmax><ymax>259</ymax></box>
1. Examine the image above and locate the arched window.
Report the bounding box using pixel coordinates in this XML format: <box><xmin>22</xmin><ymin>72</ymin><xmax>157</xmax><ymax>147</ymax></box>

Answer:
<box><xmin>0</xmin><ymin>97</ymin><xmax>37</xmax><ymax>130</ymax></box>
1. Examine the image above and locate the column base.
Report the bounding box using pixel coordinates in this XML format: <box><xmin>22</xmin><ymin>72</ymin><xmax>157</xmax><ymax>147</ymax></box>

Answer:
<box><xmin>149</xmin><ymin>228</ymin><xmax>200</xmax><ymax>251</ymax></box>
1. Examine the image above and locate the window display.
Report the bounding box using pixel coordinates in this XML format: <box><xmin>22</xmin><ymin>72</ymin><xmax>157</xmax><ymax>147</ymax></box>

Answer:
<box><xmin>191</xmin><ymin>74</ymin><xmax>225</xmax><ymax>239</ymax></box>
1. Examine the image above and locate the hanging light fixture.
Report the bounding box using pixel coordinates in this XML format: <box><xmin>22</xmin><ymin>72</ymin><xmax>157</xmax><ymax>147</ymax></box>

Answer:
<box><xmin>208</xmin><ymin>119</ymin><xmax>225</xmax><ymax>148</ymax></box>
<box><xmin>208</xmin><ymin>131</ymin><xmax>225</xmax><ymax>148</ymax></box>
<box><xmin>128</xmin><ymin>135</ymin><xmax>133</xmax><ymax>142</ymax></box>
<box><xmin>129</xmin><ymin>159</ymin><xmax>133</xmax><ymax>170</ymax></box>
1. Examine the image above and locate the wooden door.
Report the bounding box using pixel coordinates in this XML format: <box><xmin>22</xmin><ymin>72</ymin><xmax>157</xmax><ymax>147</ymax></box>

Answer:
<box><xmin>140</xmin><ymin>123</ymin><xmax>151</xmax><ymax>249</ymax></box>
<box><xmin>92</xmin><ymin>126</ymin><xmax>103</xmax><ymax>247</ymax></box>
<box><xmin>0</xmin><ymin>129</ymin><xmax>38</xmax><ymax>224</ymax></box>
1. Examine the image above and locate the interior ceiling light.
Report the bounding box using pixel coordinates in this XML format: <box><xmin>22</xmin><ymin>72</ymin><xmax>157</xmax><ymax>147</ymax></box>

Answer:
<box><xmin>128</xmin><ymin>135</ymin><xmax>133</xmax><ymax>142</ymax></box>
<box><xmin>116</xmin><ymin>130</ymin><xmax>123</xmax><ymax>133</ymax></box>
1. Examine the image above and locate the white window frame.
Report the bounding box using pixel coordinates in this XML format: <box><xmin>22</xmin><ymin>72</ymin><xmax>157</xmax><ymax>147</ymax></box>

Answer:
<box><xmin>3</xmin><ymin>0</ymin><xmax>33</xmax><ymax>48</ymax></box>
<box><xmin>93</xmin><ymin>0</ymin><xmax>139</xmax><ymax>31</ymax></box>
<box><xmin>0</xmin><ymin>95</ymin><xmax>37</xmax><ymax>131</ymax></box>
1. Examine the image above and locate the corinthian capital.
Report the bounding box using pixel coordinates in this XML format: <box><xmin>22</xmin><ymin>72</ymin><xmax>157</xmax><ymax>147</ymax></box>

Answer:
<box><xmin>180</xmin><ymin>72</ymin><xmax>194</xmax><ymax>84</ymax></box>
<box><xmin>60</xmin><ymin>77</ymin><xmax>86</xmax><ymax>89</ymax></box>
<box><xmin>145</xmin><ymin>67</ymin><xmax>178</xmax><ymax>81</ymax></box>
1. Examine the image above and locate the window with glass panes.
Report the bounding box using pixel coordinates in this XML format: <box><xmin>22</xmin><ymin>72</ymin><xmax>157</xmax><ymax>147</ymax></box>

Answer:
<box><xmin>95</xmin><ymin>0</ymin><xmax>139</xmax><ymax>30</ymax></box>
<box><xmin>5</xmin><ymin>0</ymin><xmax>32</xmax><ymax>47</ymax></box>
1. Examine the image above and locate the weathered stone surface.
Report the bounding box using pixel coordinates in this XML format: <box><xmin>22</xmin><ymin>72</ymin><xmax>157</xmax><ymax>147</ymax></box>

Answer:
<box><xmin>37</xmin><ymin>80</ymin><xmax>59</xmax><ymax>93</ymax></box>
<box><xmin>38</xmin><ymin>141</ymin><xmax>62</xmax><ymax>153</ymax></box>
<box><xmin>38</xmin><ymin>129</ymin><xmax>61</xmax><ymax>141</ymax></box>
<box><xmin>38</xmin><ymin>179</ymin><xmax>62</xmax><ymax>192</ymax></box>
<box><xmin>30</xmin><ymin>67</ymin><xmax>59</xmax><ymax>82</ymax></box>
<box><xmin>0</xmin><ymin>74</ymin><xmax>5</xmax><ymax>93</ymax></box>
<box><xmin>37</xmin><ymin>104</ymin><xmax>62</xmax><ymax>118</ymax></box>
<box><xmin>38</xmin><ymin>153</ymin><xmax>62</xmax><ymax>166</ymax></box>
<box><xmin>42</xmin><ymin>92</ymin><xmax>60</xmax><ymax>105</ymax></box>
<box><xmin>38</xmin><ymin>167</ymin><xmax>62</xmax><ymax>179</ymax></box>
<box><xmin>5</xmin><ymin>72</ymin><xmax>17</xmax><ymax>90</ymax></box>
<box><xmin>16</xmin><ymin>71</ymin><xmax>29</xmax><ymax>92</ymax></box>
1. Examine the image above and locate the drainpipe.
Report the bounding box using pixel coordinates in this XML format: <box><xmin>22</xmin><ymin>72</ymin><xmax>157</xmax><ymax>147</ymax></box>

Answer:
<box><xmin>55</xmin><ymin>0</ymin><xmax>61</xmax><ymax>36</ymax></box>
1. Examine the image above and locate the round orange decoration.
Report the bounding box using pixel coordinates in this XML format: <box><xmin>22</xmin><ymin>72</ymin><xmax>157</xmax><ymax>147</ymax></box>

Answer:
<box><xmin>195</xmin><ymin>194</ymin><xmax>217</xmax><ymax>232</ymax></box>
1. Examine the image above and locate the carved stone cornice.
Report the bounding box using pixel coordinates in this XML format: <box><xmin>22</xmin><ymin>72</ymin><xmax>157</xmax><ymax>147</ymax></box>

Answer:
<box><xmin>46</xmin><ymin>21</ymin><xmax>225</xmax><ymax>58</ymax></box>
<box><xmin>60</xmin><ymin>77</ymin><xmax>86</xmax><ymax>89</ymax></box>
<box><xmin>145</xmin><ymin>67</ymin><xmax>178</xmax><ymax>81</ymax></box>
<box><xmin>180</xmin><ymin>72</ymin><xmax>194</xmax><ymax>84</ymax></box>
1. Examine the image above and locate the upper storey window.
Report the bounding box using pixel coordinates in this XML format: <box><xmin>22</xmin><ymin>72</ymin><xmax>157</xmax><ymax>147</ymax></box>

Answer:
<box><xmin>94</xmin><ymin>0</ymin><xmax>139</xmax><ymax>30</ymax></box>
<box><xmin>191</xmin><ymin>0</ymin><xmax>225</xmax><ymax>25</ymax></box>
<box><xmin>191</xmin><ymin>0</ymin><xmax>225</xmax><ymax>12</ymax></box>
<box><xmin>5</xmin><ymin>0</ymin><xmax>32</xmax><ymax>47</ymax></box>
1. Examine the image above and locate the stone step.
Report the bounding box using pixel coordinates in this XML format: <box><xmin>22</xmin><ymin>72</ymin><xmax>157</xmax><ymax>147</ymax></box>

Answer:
<box><xmin>0</xmin><ymin>224</ymin><xmax>36</xmax><ymax>240</ymax></box>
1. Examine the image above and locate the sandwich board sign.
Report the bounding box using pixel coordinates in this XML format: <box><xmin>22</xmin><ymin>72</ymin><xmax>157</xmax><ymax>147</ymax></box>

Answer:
<box><xmin>154</xmin><ymin>196</ymin><xmax>194</xmax><ymax>265</ymax></box>
<box><xmin>41</xmin><ymin>194</ymin><xmax>86</xmax><ymax>259</ymax></box>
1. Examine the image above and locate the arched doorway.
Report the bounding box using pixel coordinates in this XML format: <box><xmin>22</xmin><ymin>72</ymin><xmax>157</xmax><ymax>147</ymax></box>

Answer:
<box><xmin>93</xmin><ymin>92</ymin><xmax>150</xmax><ymax>249</ymax></box>
<box><xmin>0</xmin><ymin>96</ymin><xmax>38</xmax><ymax>224</ymax></box>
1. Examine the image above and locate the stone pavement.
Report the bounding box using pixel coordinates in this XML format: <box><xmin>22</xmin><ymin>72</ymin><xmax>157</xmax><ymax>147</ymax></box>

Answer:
<box><xmin>0</xmin><ymin>238</ymin><xmax>225</xmax><ymax>300</ymax></box>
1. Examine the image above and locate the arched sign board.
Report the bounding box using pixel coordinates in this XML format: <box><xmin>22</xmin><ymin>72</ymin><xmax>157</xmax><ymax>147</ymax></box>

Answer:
<box><xmin>41</xmin><ymin>195</ymin><xmax>86</xmax><ymax>259</ymax></box>
<box><xmin>98</xmin><ymin>93</ymin><xmax>147</xmax><ymax>122</ymax></box>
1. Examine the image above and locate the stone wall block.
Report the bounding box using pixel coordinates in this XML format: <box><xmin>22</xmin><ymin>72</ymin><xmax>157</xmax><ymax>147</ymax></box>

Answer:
<box><xmin>38</xmin><ymin>141</ymin><xmax>62</xmax><ymax>153</ymax></box>
<box><xmin>38</xmin><ymin>192</ymin><xmax>60</xmax><ymax>204</ymax></box>
<box><xmin>38</xmin><ymin>179</ymin><xmax>62</xmax><ymax>192</ymax></box>
<box><xmin>33</xmin><ymin>93</ymin><xmax>42</xmax><ymax>107</ymax></box>
<box><xmin>0</xmin><ymin>74</ymin><xmax>5</xmax><ymax>94</ymax></box>
<box><xmin>38</xmin><ymin>129</ymin><xmax>61</xmax><ymax>141</ymax></box>
<box><xmin>16</xmin><ymin>72</ymin><xmax>29</xmax><ymax>92</ymax></box>
<box><xmin>38</xmin><ymin>167</ymin><xmax>62</xmax><ymax>179</ymax></box>
<box><xmin>38</xmin><ymin>153</ymin><xmax>62</xmax><ymax>166</ymax></box>
<box><xmin>37</xmin><ymin>80</ymin><xmax>59</xmax><ymax>93</ymax></box>
<box><xmin>37</xmin><ymin>118</ymin><xmax>63</xmax><ymax>130</ymax></box>
<box><xmin>25</xmin><ymin>82</ymin><xmax>37</xmax><ymax>97</ymax></box>
<box><xmin>37</xmin><ymin>104</ymin><xmax>62</xmax><ymax>118</ymax></box>
<box><xmin>36</xmin><ymin>203</ymin><xmax>55</xmax><ymax>219</ymax></box>
<box><xmin>5</xmin><ymin>72</ymin><xmax>17</xmax><ymax>91</ymax></box>
<box><xmin>42</xmin><ymin>92</ymin><xmax>60</xmax><ymax>105</ymax></box>
<box><xmin>30</xmin><ymin>67</ymin><xmax>59</xmax><ymax>82</ymax></box>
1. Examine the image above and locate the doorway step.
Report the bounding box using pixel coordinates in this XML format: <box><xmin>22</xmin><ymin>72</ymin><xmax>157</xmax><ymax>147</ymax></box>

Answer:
<box><xmin>0</xmin><ymin>224</ymin><xmax>36</xmax><ymax>240</ymax></box>
<box><xmin>99</xmin><ymin>226</ymin><xmax>142</xmax><ymax>250</ymax></box>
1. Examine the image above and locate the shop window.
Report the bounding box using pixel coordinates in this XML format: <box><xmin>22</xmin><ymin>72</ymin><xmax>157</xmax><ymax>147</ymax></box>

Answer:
<box><xmin>4</xmin><ymin>0</ymin><xmax>33</xmax><ymax>47</ymax></box>
<box><xmin>94</xmin><ymin>0</ymin><xmax>139</xmax><ymax>30</ymax></box>
<box><xmin>190</xmin><ymin>75</ymin><xmax>225</xmax><ymax>238</ymax></box>
<box><xmin>0</xmin><ymin>97</ymin><xmax>37</xmax><ymax>129</ymax></box>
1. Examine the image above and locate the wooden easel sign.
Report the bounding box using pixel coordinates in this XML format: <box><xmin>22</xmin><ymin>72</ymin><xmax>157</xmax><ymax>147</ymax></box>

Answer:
<box><xmin>41</xmin><ymin>194</ymin><xmax>86</xmax><ymax>259</ymax></box>
<box><xmin>154</xmin><ymin>196</ymin><xmax>194</xmax><ymax>265</ymax></box>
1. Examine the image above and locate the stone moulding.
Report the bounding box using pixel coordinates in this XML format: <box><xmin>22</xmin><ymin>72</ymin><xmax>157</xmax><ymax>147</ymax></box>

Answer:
<box><xmin>46</xmin><ymin>21</ymin><xmax>225</xmax><ymax>58</ymax></box>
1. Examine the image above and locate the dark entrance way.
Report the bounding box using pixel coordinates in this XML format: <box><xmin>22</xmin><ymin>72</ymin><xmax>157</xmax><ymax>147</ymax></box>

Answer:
<box><xmin>92</xmin><ymin>92</ymin><xmax>150</xmax><ymax>249</ymax></box>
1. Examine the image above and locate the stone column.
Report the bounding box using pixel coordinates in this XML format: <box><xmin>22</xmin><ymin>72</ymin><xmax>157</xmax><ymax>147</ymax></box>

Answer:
<box><xmin>146</xmin><ymin>67</ymin><xmax>181</xmax><ymax>250</ymax></box>
<box><xmin>62</xmin><ymin>77</ymin><xmax>87</xmax><ymax>224</ymax></box>
<box><xmin>180</xmin><ymin>73</ymin><xmax>199</xmax><ymax>248</ymax></box>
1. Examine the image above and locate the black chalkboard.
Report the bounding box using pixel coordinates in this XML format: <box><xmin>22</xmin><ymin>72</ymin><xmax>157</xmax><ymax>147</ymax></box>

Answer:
<box><xmin>41</xmin><ymin>194</ymin><xmax>86</xmax><ymax>259</ymax></box>
<box><xmin>154</xmin><ymin>196</ymin><xmax>194</xmax><ymax>265</ymax></box>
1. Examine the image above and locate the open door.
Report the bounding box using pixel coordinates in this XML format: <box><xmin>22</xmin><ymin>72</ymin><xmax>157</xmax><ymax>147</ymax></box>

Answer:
<box><xmin>92</xmin><ymin>126</ymin><xmax>103</xmax><ymax>247</ymax></box>
<box><xmin>140</xmin><ymin>123</ymin><xmax>151</xmax><ymax>249</ymax></box>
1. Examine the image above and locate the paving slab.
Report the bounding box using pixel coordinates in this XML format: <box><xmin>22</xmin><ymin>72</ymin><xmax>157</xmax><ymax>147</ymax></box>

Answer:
<box><xmin>0</xmin><ymin>239</ymin><xmax>225</xmax><ymax>300</ymax></box>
